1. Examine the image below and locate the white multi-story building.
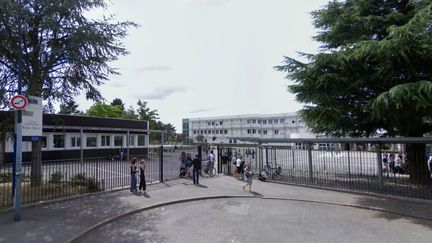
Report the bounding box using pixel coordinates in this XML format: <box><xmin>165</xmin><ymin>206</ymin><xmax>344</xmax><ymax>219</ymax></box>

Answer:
<box><xmin>182</xmin><ymin>112</ymin><xmax>315</xmax><ymax>144</ymax></box>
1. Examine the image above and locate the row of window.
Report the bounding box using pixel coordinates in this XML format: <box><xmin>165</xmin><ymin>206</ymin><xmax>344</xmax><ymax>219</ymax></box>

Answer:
<box><xmin>193</xmin><ymin>130</ymin><xmax>228</xmax><ymax>135</ymax></box>
<box><xmin>193</xmin><ymin>119</ymin><xmax>298</xmax><ymax>126</ymax></box>
<box><xmin>247</xmin><ymin>129</ymin><xmax>279</xmax><ymax>135</ymax></box>
<box><xmin>46</xmin><ymin>134</ymin><xmax>146</xmax><ymax>149</ymax></box>
<box><xmin>207</xmin><ymin>121</ymin><xmax>224</xmax><ymax>126</ymax></box>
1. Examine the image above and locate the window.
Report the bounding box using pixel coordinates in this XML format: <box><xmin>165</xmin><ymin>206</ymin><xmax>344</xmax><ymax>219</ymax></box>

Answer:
<box><xmin>211</xmin><ymin>122</ymin><xmax>215</xmax><ymax>125</ymax></box>
<box><xmin>252</xmin><ymin>129</ymin><xmax>256</xmax><ymax>134</ymax></box>
<box><xmin>208</xmin><ymin>122</ymin><xmax>211</xmax><ymax>126</ymax></box>
<box><xmin>101</xmin><ymin>135</ymin><xmax>111</xmax><ymax>147</ymax></box>
<box><xmin>258</xmin><ymin>120</ymin><xmax>261</xmax><ymax>124</ymax></box>
<box><xmin>53</xmin><ymin>135</ymin><xmax>65</xmax><ymax>148</ymax></box>
<box><xmin>274</xmin><ymin>130</ymin><xmax>279</xmax><ymax>134</ymax></box>
<box><xmin>263</xmin><ymin>120</ymin><xmax>267</xmax><ymax>124</ymax></box>
<box><xmin>247</xmin><ymin>129</ymin><xmax>251</xmax><ymax>134</ymax></box>
<box><xmin>252</xmin><ymin>120</ymin><xmax>256</xmax><ymax>124</ymax></box>
<box><xmin>71</xmin><ymin>136</ymin><xmax>81</xmax><ymax>147</ymax></box>
<box><xmin>200</xmin><ymin>130</ymin><xmax>203</xmax><ymax>134</ymax></box>
<box><xmin>269</xmin><ymin>120</ymin><xmax>273</xmax><ymax>124</ymax></box>
<box><xmin>128</xmin><ymin>135</ymin><xmax>135</xmax><ymax>146</ymax></box>
<box><xmin>216</xmin><ymin>130</ymin><xmax>219</xmax><ymax>134</ymax></box>
<box><xmin>263</xmin><ymin>130</ymin><xmax>267</xmax><ymax>135</ymax></box>
<box><xmin>138</xmin><ymin>135</ymin><xmax>146</xmax><ymax>146</ymax></box>
<box><xmin>292</xmin><ymin>120</ymin><xmax>295</xmax><ymax>124</ymax></box>
<box><xmin>247</xmin><ymin>120</ymin><xmax>251</xmax><ymax>124</ymax></box>
<box><xmin>41</xmin><ymin>136</ymin><xmax>47</xmax><ymax>148</ymax></box>
<box><xmin>280</xmin><ymin>119</ymin><xmax>284</xmax><ymax>123</ymax></box>
<box><xmin>220</xmin><ymin>121</ymin><xmax>223</xmax><ymax>125</ymax></box>
<box><xmin>224</xmin><ymin>130</ymin><xmax>228</xmax><ymax>134</ymax></box>
<box><xmin>204</xmin><ymin>130</ymin><xmax>207</xmax><ymax>134</ymax></box>
<box><xmin>114</xmin><ymin>136</ymin><xmax>124</xmax><ymax>146</ymax></box>
<box><xmin>220</xmin><ymin>130</ymin><xmax>223</xmax><ymax>134</ymax></box>
<box><xmin>274</xmin><ymin>119</ymin><xmax>278</xmax><ymax>124</ymax></box>
<box><xmin>86</xmin><ymin>136</ymin><xmax>97</xmax><ymax>147</ymax></box>
<box><xmin>193</xmin><ymin>130</ymin><xmax>196</xmax><ymax>134</ymax></box>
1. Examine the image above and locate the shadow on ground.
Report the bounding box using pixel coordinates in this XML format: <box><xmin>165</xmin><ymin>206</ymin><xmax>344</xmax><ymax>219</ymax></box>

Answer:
<box><xmin>354</xmin><ymin>196</ymin><xmax>432</xmax><ymax>229</ymax></box>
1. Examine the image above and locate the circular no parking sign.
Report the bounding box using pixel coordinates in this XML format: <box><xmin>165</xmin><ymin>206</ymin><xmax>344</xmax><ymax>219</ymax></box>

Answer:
<box><xmin>10</xmin><ymin>95</ymin><xmax>28</xmax><ymax>110</ymax></box>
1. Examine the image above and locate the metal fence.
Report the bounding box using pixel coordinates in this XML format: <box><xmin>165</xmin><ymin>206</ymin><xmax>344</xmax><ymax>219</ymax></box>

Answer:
<box><xmin>0</xmin><ymin>145</ymin><xmax>201</xmax><ymax>209</ymax></box>
<box><xmin>217</xmin><ymin>138</ymin><xmax>432</xmax><ymax>200</ymax></box>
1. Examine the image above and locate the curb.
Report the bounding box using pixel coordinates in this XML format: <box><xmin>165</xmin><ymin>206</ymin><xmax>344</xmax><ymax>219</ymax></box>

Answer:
<box><xmin>68</xmin><ymin>194</ymin><xmax>260</xmax><ymax>243</ymax></box>
<box><xmin>266</xmin><ymin>181</ymin><xmax>432</xmax><ymax>206</ymax></box>
<box><xmin>261</xmin><ymin>197</ymin><xmax>432</xmax><ymax>222</ymax></box>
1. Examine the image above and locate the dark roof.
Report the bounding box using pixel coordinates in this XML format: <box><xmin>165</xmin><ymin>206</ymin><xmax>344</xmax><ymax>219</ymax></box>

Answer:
<box><xmin>0</xmin><ymin>112</ymin><xmax>148</xmax><ymax>130</ymax></box>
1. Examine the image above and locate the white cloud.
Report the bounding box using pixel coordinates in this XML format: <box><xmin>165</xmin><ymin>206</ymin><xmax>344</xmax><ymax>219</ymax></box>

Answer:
<box><xmin>136</xmin><ymin>86</ymin><xmax>187</xmax><ymax>100</ymax></box>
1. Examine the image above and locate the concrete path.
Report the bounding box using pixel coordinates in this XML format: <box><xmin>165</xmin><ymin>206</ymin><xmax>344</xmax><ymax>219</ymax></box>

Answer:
<box><xmin>0</xmin><ymin>175</ymin><xmax>431</xmax><ymax>243</ymax></box>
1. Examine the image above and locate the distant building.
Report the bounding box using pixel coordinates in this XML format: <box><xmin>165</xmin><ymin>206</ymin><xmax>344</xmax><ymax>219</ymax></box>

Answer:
<box><xmin>182</xmin><ymin>112</ymin><xmax>315</xmax><ymax>144</ymax></box>
<box><xmin>0</xmin><ymin>112</ymin><xmax>149</xmax><ymax>163</ymax></box>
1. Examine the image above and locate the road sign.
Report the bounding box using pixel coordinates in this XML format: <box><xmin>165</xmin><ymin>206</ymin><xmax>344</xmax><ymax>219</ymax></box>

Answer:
<box><xmin>10</xmin><ymin>95</ymin><xmax>28</xmax><ymax>110</ymax></box>
<box><xmin>22</xmin><ymin>96</ymin><xmax>43</xmax><ymax>137</ymax></box>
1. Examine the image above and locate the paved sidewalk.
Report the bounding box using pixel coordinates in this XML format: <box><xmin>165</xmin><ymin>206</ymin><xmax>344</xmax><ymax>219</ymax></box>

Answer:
<box><xmin>0</xmin><ymin>175</ymin><xmax>432</xmax><ymax>243</ymax></box>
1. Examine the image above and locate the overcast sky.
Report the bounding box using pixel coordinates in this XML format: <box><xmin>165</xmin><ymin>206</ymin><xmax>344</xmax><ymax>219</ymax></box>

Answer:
<box><xmin>77</xmin><ymin>0</ymin><xmax>329</xmax><ymax>130</ymax></box>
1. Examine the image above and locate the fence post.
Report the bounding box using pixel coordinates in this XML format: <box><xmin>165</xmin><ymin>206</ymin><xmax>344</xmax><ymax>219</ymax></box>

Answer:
<box><xmin>376</xmin><ymin>144</ymin><xmax>384</xmax><ymax>191</ymax></box>
<box><xmin>217</xmin><ymin>146</ymin><xmax>221</xmax><ymax>174</ymax></box>
<box><xmin>308</xmin><ymin>143</ymin><xmax>313</xmax><ymax>183</ymax></box>
<box><xmin>80</xmin><ymin>128</ymin><xmax>83</xmax><ymax>166</ymax></box>
<box><xmin>159</xmin><ymin>145</ymin><xmax>163</xmax><ymax>182</ymax></box>
<box><xmin>347</xmin><ymin>150</ymin><xmax>352</xmax><ymax>189</ymax></box>
<box><xmin>291</xmin><ymin>149</ymin><xmax>295</xmax><ymax>171</ymax></box>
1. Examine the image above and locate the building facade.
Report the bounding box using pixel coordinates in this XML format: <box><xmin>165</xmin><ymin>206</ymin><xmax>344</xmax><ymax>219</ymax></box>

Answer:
<box><xmin>0</xmin><ymin>113</ymin><xmax>149</xmax><ymax>163</ymax></box>
<box><xmin>183</xmin><ymin>112</ymin><xmax>315</xmax><ymax>144</ymax></box>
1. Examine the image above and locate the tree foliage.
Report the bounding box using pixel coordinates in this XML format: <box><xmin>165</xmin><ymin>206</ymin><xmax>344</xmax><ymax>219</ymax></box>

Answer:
<box><xmin>276</xmin><ymin>0</ymin><xmax>432</xmax><ymax>183</ymax></box>
<box><xmin>85</xmin><ymin>99</ymin><xmax>179</xmax><ymax>143</ymax></box>
<box><xmin>277</xmin><ymin>0</ymin><xmax>432</xmax><ymax>137</ymax></box>
<box><xmin>58</xmin><ymin>100</ymin><xmax>80</xmax><ymax>115</ymax></box>
<box><xmin>0</xmin><ymin>0</ymin><xmax>136</xmax><ymax>108</ymax></box>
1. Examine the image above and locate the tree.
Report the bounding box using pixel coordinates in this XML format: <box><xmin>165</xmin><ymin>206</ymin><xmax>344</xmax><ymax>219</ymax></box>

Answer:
<box><xmin>276</xmin><ymin>0</ymin><xmax>432</xmax><ymax>184</ymax></box>
<box><xmin>110</xmin><ymin>98</ymin><xmax>125</xmax><ymax>111</ymax></box>
<box><xmin>0</xmin><ymin>0</ymin><xmax>136</xmax><ymax>185</ymax></box>
<box><xmin>58</xmin><ymin>100</ymin><xmax>80</xmax><ymax>115</ymax></box>
<box><xmin>86</xmin><ymin>102</ymin><xmax>124</xmax><ymax>118</ymax></box>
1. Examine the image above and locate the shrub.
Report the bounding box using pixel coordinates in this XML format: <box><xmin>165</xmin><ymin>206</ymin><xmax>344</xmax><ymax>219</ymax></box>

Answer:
<box><xmin>86</xmin><ymin>177</ymin><xmax>99</xmax><ymax>192</ymax></box>
<box><xmin>71</xmin><ymin>173</ymin><xmax>87</xmax><ymax>186</ymax></box>
<box><xmin>0</xmin><ymin>172</ymin><xmax>12</xmax><ymax>183</ymax></box>
<box><xmin>50</xmin><ymin>171</ymin><xmax>63</xmax><ymax>183</ymax></box>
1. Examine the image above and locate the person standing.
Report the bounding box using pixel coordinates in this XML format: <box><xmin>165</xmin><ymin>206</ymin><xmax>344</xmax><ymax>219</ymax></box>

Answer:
<box><xmin>235</xmin><ymin>156</ymin><xmax>242</xmax><ymax>179</ymax></box>
<box><xmin>130</xmin><ymin>157</ymin><xmax>138</xmax><ymax>192</ymax></box>
<box><xmin>192</xmin><ymin>154</ymin><xmax>202</xmax><ymax>184</ymax></box>
<box><xmin>242</xmin><ymin>163</ymin><xmax>254</xmax><ymax>192</ymax></box>
<box><xmin>207</xmin><ymin>150</ymin><xmax>215</xmax><ymax>173</ymax></box>
<box><xmin>139</xmin><ymin>159</ymin><xmax>146</xmax><ymax>194</ymax></box>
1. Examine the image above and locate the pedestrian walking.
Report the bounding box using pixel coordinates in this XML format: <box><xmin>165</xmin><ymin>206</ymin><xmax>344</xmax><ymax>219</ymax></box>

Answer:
<box><xmin>235</xmin><ymin>156</ymin><xmax>242</xmax><ymax>179</ymax></box>
<box><xmin>192</xmin><ymin>154</ymin><xmax>201</xmax><ymax>184</ymax></box>
<box><xmin>139</xmin><ymin>159</ymin><xmax>146</xmax><ymax>194</ymax></box>
<box><xmin>242</xmin><ymin>163</ymin><xmax>254</xmax><ymax>192</ymax></box>
<box><xmin>130</xmin><ymin>157</ymin><xmax>138</xmax><ymax>192</ymax></box>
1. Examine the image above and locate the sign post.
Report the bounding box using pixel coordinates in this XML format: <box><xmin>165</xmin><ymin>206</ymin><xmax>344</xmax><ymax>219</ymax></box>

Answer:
<box><xmin>10</xmin><ymin>95</ymin><xmax>28</xmax><ymax>222</ymax></box>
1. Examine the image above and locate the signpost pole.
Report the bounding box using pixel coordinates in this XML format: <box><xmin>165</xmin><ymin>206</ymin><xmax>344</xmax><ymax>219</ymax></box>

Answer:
<box><xmin>14</xmin><ymin>110</ymin><xmax>23</xmax><ymax>221</ymax></box>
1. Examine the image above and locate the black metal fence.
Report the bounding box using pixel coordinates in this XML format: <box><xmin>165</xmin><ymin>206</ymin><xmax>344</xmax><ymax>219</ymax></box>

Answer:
<box><xmin>217</xmin><ymin>138</ymin><xmax>432</xmax><ymax>200</ymax></box>
<box><xmin>0</xmin><ymin>145</ymin><xmax>201</xmax><ymax>209</ymax></box>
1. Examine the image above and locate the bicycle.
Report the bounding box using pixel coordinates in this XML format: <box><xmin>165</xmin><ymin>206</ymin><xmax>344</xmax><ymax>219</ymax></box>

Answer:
<box><xmin>201</xmin><ymin>161</ymin><xmax>216</xmax><ymax>177</ymax></box>
<box><xmin>266</xmin><ymin>162</ymin><xmax>282</xmax><ymax>180</ymax></box>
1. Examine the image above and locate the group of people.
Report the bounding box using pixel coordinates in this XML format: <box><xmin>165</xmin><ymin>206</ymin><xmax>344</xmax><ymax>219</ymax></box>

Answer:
<box><xmin>129</xmin><ymin>158</ymin><xmax>146</xmax><ymax>194</ymax></box>
<box><xmin>129</xmin><ymin>151</ymin><xmax>254</xmax><ymax>193</ymax></box>
<box><xmin>382</xmin><ymin>153</ymin><xmax>407</xmax><ymax>174</ymax></box>
<box><xmin>179</xmin><ymin>151</ymin><xmax>216</xmax><ymax>184</ymax></box>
